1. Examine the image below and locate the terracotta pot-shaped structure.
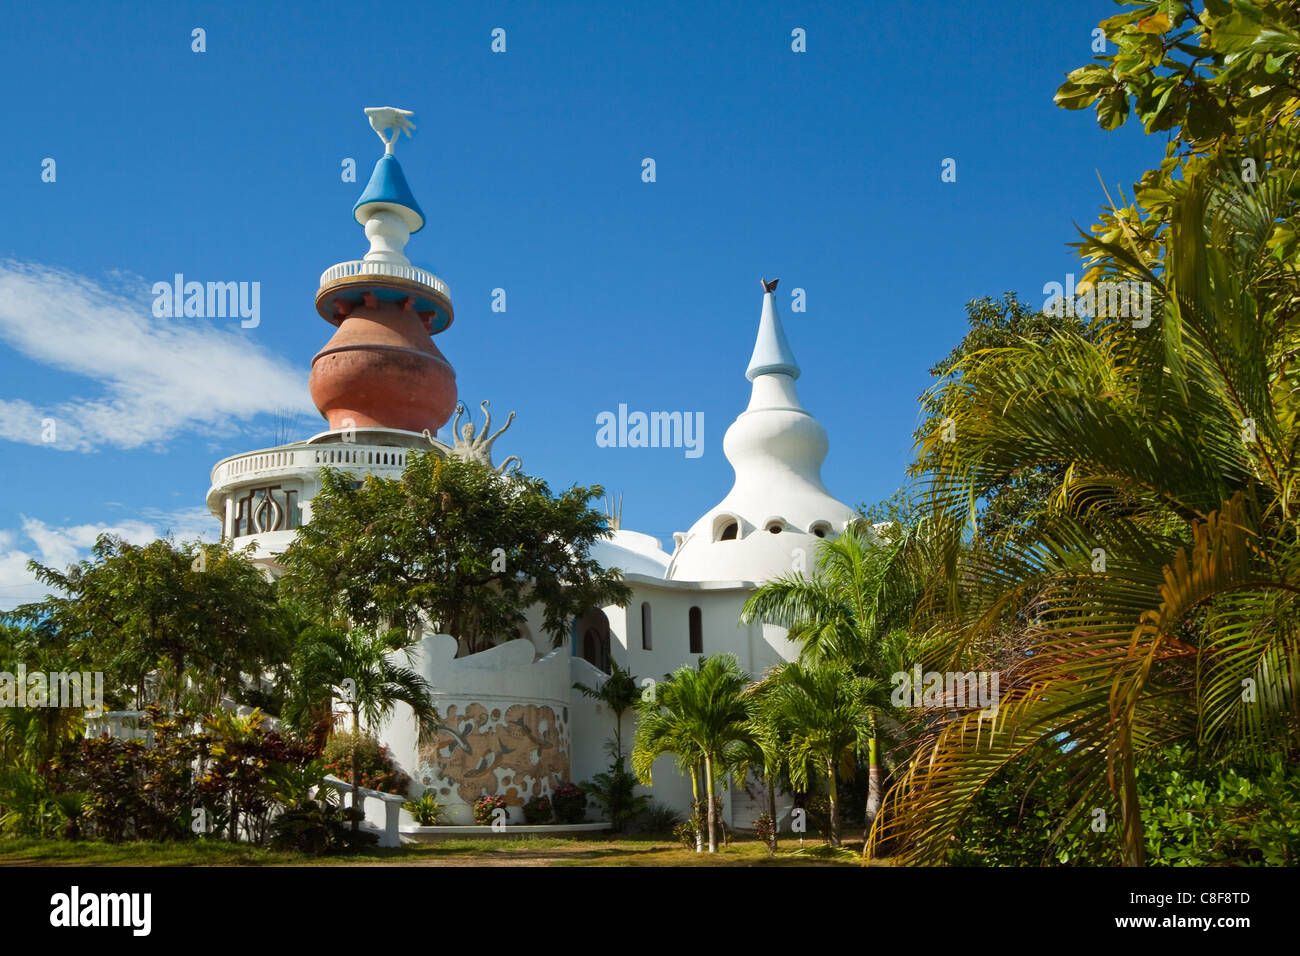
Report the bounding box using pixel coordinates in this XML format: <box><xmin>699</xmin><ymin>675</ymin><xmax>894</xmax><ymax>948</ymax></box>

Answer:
<box><xmin>310</xmin><ymin>124</ymin><xmax>457</xmax><ymax>435</ymax></box>
<box><xmin>309</xmin><ymin>303</ymin><xmax>456</xmax><ymax>433</ymax></box>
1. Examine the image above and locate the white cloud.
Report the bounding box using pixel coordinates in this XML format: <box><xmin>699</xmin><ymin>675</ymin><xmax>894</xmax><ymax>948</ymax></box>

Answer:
<box><xmin>0</xmin><ymin>508</ymin><xmax>219</xmax><ymax>611</ymax></box>
<box><xmin>0</xmin><ymin>260</ymin><xmax>316</xmax><ymax>451</ymax></box>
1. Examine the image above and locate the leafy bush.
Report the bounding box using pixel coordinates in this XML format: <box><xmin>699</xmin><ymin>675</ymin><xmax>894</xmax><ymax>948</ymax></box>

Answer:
<box><xmin>402</xmin><ymin>792</ymin><xmax>445</xmax><ymax>826</ymax></box>
<box><xmin>636</xmin><ymin>801</ymin><xmax>683</xmax><ymax>834</ymax></box>
<box><xmin>70</xmin><ymin>705</ymin><xmax>320</xmax><ymax>846</ymax></box>
<box><xmin>270</xmin><ymin>795</ymin><xmax>376</xmax><ymax>854</ymax></box>
<box><xmin>949</xmin><ymin>745</ymin><xmax>1300</xmax><ymax>866</ymax></box>
<box><xmin>551</xmin><ymin>782</ymin><xmax>587</xmax><ymax>824</ymax></box>
<box><xmin>473</xmin><ymin>794</ymin><xmax>509</xmax><ymax>826</ymax></box>
<box><xmin>755</xmin><ymin>812</ymin><xmax>777</xmax><ymax>854</ymax></box>
<box><xmin>801</xmin><ymin>794</ymin><xmax>832</xmax><ymax>844</ymax></box>
<box><xmin>522</xmin><ymin>794</ymin><xmax>552</xmax><ymax>824</ymax></box>
<box><xmin>1141</xmin><ymin>750</ymin><xmax>1300</xmax><ymax>867</ymax></box>
<box><xmin>674</xmin><ymin>817</ymin><xmax>700</xmax><ymax>849</ymax></box>
<box><xmin>582</xmin><ymin>758</ymin><xmax>649</xmax><ymax>832</ymax></box>
<box><xmin>321</xmin><ymin>733</ymin><xmax>410</xmax><ymax>795</ymax></box>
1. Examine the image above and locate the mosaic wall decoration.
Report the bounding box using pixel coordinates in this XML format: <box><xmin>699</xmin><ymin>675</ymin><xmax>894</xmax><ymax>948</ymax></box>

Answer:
<box><xmin>416</xmin><ymin>700</ymin><xmax>571</xmax><ymax>806</ymax></box>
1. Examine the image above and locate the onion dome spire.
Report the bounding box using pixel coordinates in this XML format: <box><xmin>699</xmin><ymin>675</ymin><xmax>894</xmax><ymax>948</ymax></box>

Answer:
<box><xmin>665</xmin><ymin>278</ymin><xmax>855</xmax><ymax>582</ymax></box>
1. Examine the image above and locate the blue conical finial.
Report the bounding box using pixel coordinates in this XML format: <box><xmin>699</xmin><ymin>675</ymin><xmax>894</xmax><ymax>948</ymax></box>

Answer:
<box><xmin>746</xmin><ymin>279</ymin><xmax>800</xmax><ymax>381</ymax></box>
<box><xmin>353</xmin><ymin>154</ymin><xmax>425</xmax><ymax>233</ymax></box>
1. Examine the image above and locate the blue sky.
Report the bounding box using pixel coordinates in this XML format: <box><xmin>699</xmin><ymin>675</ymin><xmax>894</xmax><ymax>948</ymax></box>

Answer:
<box><xmin>0</xmin><ymin>0</ymin><xmax>1158</xmax><ymax>606</ymax></box>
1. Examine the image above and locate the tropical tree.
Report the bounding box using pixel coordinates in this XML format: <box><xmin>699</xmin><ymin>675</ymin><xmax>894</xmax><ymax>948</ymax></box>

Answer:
<box><xmin>741</xmin><ymin>523</ymin><xmax>930</xmax><ymax>833</ymax></box>
<box><xmin>882</xmin><ymin>148</ymin><xmax>1300</xmax><ymax>865</ymax></box>
<box><xmin>914</xmin><ymin>295</ymin><xmax>1101</xmax><ymax>540</ymax></box>
<box><xmin>573</xmin><ymin>661</ymin><xmax>641</xmax><ymax>759</ymax></box>
<box><xmin>631</xmin><ymin>655</ymin><xmax>752</xmax><ymax>853</ymax></box>
<box><xmin>729</xmin><ymin>704</ymin><xmax>785</xmax><ymax>852</ymax></box>
<box><xmin>631</xmin><ymin>695</ymin><xmax>705</xmax><ymax>851</ymax></box>
<box><xmin>9</xmin><ymin>535</ymin><xmax>283</xmax><ymax>711</ymax></box>
<box><xmin>750</xmin><ymin>660</ymin><xmax>885</xmax><ymax>847</ymax></box>
<box><xmin>280</xmin><ymin>452</ymin><xmax>629</xmax><ymax>656</ymax></box>
<box><xmin>284</xmin><ymin>624</ymin><xmax>438</xmax><ymax>831</ymax></box>
<box><xmin>574</xmin><ymin>662</ymin><xmax>647</xmax><ymax>832</ymax></box>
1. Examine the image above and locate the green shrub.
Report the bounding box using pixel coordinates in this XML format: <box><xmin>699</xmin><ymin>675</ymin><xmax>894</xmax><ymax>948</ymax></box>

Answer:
<box><xmin>522</xmin><ymin>794</ymin><xmax>552</xmax><ymax>824</ymax></box>
<box><xmin>674</xmin><ymin>817</ymin><xmax>700</xmax><ymax>849</ymax></box>
<box><xmin>636</xmin><ymin>801</ymin><xmax>683</xmax><ymax>834</ymax></box>
<box><xmin>270</xmin><ymin>796</ymin><xmax>376</xmax><ymax>854</ymax></box>
<box><xmin>581</xmin><ymin>758</ymin><xmax>649</xmax><ymax>832</ymax></box>
<box><xmin>551</xmin><ymin>783</ymin><xmax>588</xmax><ymax>824</ymax></box>
<box><xmin>949</xmin><ymin>745</ymin><xmax>1300</xmax><ymax>866</ymax></box>
<box><xmin>473</xmin><ymin>794</ymin><xmax>509</xmax><ymax>826</ymax></box>
<box><xmin>321</xmin><ymin>733</ymin><xmax>410</xmax><ymax>795</ymax></box>
<box><xmin>402</xmin><ymin>792</ymin><xmax>445</xmax><ymax>826</ymax></box>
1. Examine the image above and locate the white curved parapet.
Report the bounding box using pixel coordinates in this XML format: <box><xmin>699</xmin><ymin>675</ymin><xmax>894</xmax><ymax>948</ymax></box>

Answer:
<box><xmin>209</xmin><ymin>443</ymin><xmax>416</xmax><ymax>488</ymax></box>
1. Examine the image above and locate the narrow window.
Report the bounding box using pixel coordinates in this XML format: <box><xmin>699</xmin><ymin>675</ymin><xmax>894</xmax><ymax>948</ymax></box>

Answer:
<box><xmin>689</xmin><ymin>606</ymin><xmax>703</xmax><ymax>654</ymax></box>
<box><xmin>720</xmin><ymin>522</ymin><xmax>738</xmax><ymax>540</ymax></box>
<box><xmin>641</xmin><ymin>602</ymin><xmax>652</xmax><ymax>650</ymax></box>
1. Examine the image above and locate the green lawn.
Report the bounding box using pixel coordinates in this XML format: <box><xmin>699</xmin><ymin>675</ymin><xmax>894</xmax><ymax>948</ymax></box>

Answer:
<box><xmin>0</xmin><ymin>833</ymin><xmax>864</xmax><ymax>867</ymax></box>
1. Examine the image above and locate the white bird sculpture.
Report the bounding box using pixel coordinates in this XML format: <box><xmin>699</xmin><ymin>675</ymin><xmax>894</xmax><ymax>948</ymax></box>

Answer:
<box><xmin>364</xmin><ymin>107</ymin><xmax>416</xmax><ymax>154</ymax></box>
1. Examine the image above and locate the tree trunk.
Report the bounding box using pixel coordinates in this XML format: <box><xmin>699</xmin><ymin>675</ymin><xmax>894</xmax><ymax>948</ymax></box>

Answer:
<box><xmin>350</xmin><ymin>705</ymin><xmax>361</xmax><ymax>833</ymax></box>
<box><xmin>828</xmin><ymin>759</ymin><xmax>841</xmax><ymax>848</ymax></box>
<box><xmin>704</xmin><ymin>752</ymin><xmax>718</xmax><ymax>853</ymax></box>
<box><xmin>767</xmin><ymin>771</ymin><xmax>778</xmax><ymax>853</ymax></box>
<box><xmin>690</xmin><ymin>763</ymin><xmax>703</xmax><ymax>852</ymax></box>
<box><xmin>172</xmin><ymin>652</ymin><xmax>186</xmax><ymax>713</ymax></box>
<box><xmin>863</xmin><ymin>736</ymin><xmax>881</xmax><ymax>855</ymax></box>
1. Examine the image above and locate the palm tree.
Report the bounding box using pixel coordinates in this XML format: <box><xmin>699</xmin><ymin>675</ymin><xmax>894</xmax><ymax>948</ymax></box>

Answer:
<box><xmin>573</xmin><ymin>661</ymin><xmax>640</xmax><ymax>759</ymax></box>
<box><xmin>286</xmin><ymin>624</ymin><xmax>438</xmax><ymax>831</ymax></box>
<box><xmin>741</xmin><ymin>523</ymin><xmax>929</xmax><ymax>838</ymax></box>
<box><xmin>631</xmin><ymin>655</ymin><xmax>752</xmax><ymax>852</ymax></box>
<box><xmin>879</xmin><ymin>144</ymin><xmax>1300</xmax><ymax>865</ymax></box>
<box><xmin>730</xmin><ymin>701</ymin><xmax>785</xmax><ymax>851</ymax></box>
<box><xmin>632</xmin><ymin>703</ymin><xmax>705</xmax><ymax>850</ymax></box>
<box><xmin>750</xmin><ymin>660</ymin><xmax>885</xmax><ymax>847</ymax></box>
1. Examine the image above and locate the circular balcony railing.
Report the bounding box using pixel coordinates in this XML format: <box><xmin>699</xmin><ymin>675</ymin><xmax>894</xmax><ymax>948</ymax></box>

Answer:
<box><xmin>318</xmin><ymin>260</ymin><xmax>449</xmax><ymax>297</ymax></box>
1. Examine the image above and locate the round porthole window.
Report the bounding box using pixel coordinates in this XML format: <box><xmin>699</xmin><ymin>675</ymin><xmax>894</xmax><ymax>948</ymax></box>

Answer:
<box><xmin>767</xmin><ymin>523</ymin><xmax>782</xmax><ymax>534</ymax></box>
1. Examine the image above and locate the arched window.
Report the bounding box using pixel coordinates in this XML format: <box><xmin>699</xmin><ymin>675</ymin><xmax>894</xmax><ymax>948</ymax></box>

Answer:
<box><xmin>713</xmin><ymin>513</ymin><xmax>742</xmax><ymax>542</ymax></box>
<box><xmin>576</xmin><ymin>608</ymin><xmax>612</xmax><ymax>674</ymax></box>
<box><xmin>689</xmin><ymin>606</ymin><xmax>703</xmax><ymax>654</ymax></box>
<box><xmin>641</xmin><ymin>602</ymin><xmax>652</xmax><ymax>650</ymax></box>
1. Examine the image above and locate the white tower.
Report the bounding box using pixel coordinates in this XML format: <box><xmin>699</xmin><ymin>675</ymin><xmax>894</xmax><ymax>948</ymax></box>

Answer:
<box><xmin>666</xmin><ymin>279</ymin><xmax>856</xmax><ymax>582</ymax></box>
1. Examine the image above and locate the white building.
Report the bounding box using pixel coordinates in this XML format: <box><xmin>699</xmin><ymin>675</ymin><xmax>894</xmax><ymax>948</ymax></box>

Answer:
<box><xmin>205</xmin><ymin>111</ymin><xmax>856</xmax><ymax>828</ymax></box>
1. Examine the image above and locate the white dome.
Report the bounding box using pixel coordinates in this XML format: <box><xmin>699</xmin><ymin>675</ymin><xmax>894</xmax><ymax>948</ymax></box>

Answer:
<box><xmin>667</xmin><ymin>284</ymin><xmax>855</xmax><ymax>582</ymax></box>
<box><xmin>591</xmin><ymin>528</ymin><xmax>671</xmax><ymax>577</ymax></box>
